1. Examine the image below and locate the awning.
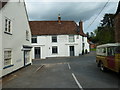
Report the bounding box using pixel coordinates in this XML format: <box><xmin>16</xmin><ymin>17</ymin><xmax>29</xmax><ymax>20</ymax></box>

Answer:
<box><xmin>22</xmin><ymin>45</ymin><xmax>33</xmax><ymax>51</ymax></box>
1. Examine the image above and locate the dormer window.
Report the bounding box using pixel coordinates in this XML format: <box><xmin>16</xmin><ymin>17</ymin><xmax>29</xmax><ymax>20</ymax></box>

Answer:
<box><xmin>4</xmin><ymin>17</ymin><xmax>12</xmax><ymax>35</ymax></box>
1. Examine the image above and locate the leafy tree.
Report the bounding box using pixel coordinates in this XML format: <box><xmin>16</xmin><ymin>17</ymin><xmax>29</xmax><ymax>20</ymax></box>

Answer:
<box><xmin>89</xmin><ymin>14</ymin><xmax>115</xmax><ymax>45</ymax></box>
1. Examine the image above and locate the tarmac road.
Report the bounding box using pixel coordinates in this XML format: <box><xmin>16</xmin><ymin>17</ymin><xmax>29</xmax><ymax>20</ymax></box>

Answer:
<box><xmin>2</xmin><ymin>51</ymin><xmax>120</xmax><ymax>89</ymax></box>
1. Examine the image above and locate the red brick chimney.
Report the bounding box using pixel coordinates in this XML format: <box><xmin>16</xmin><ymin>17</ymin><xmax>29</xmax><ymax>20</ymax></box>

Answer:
<box><xmin>58</xmin><ymin>14</ymin><xmax>61</xmax><ymax>24</ymax></box>
<box><xmin>79</xmin><ymin>20</ymin><xmax>86</xmax><ymax>37</ymax></box>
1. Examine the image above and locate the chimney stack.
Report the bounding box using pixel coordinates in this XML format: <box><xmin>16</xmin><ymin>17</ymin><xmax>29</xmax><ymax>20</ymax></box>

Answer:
<box><xmin>58</xmin><ymin>14</ymin><xmax>61</xmax><ymax>24</ymax></box>
<box><xmin>79</xmin><ymin>20</ymin><xmax>86</xmax><ymax>37</ymax></box>
<box><xmin>79</xmin><ymin>20</ymin><xmax>83</xmax><ymax>32</ymax></box>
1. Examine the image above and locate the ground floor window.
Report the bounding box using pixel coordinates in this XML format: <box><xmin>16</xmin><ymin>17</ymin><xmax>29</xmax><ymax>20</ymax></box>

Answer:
<box><xmin>24</xmin><ymin>51</ymin><xmax>30</xmax><ymax>64</ymax></box>
<box><xmin>52</xmin><ymin>46</ymin><xmax>58</xmax><ymax>54</ymax></box>
<box><xmin>4</xmin><ymin>49</ymin><xmax>12</xmax><ymax>67</ymax></box>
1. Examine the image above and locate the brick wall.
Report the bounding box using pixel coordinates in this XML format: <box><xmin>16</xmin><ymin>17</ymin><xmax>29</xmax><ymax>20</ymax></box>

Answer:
<box><xmin>115</xmin><ymin>14</ymin><xmax>120</xmax><ymax>43</ymax></box>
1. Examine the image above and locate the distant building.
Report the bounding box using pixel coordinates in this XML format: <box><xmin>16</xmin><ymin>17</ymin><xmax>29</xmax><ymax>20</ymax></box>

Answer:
<box><xmin>87</xmin><ymin>40</ymin><xmax>96</xmax><ymax>49</ymax></box>
<box><xmin>0</xmin><ymin>0</ymin><xmax>32</xmax><ymax>77</ymax></box>
<box><xmin>29</xmin><ymin>15</ymin><xmax>90</xmax><ymax>59</ymax></box>
<box><xmin>115</xmin><ymin>1</ymin><xmax>120</xmax><ymax>43</ymax></box>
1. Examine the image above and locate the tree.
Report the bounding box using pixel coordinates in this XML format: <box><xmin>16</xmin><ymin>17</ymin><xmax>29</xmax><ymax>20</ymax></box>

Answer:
<box><xmin>89</xmin><ymin>14</ymin><xmax>115</xmax><ymax>45</ymax></box>
<box><xmin>101</xmin><ymin>14</ymin><xmax>114</xmax><ymax>27</ymax></box>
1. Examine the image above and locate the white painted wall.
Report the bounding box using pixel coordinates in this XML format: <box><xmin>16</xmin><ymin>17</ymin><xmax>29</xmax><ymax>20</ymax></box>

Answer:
<box><xmin>0</xmin><ymin>9</ymin><xmax>2</xmax><ymax>78</ymax></box>
<box><xmin>0</xmin><ymin>0</ymin><xmax>32</xmax><ymax>77</ymax></box>
<box><xmin>84</xmin><ymin>37</ymin><xmax>90</xmax><ymax>53</ymax></box>
<box><xmin>32</xmin><ymin>35</ymin><xmax>90</xmax><ymax>59</ymax></box>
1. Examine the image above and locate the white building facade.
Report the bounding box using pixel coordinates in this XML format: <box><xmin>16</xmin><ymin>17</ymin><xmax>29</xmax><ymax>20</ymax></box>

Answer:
<box><xmin>31</xmin><ymin>35</ymin><xmax>89</xmax><ymax>59</ymax></box>
<box><xmin>29</xmin><ymin>19</ymin><xmax>90</xmax><ymax>60</ymax></box>
<box><xmin>0</xmin><ymin>0</ymin><xmax>32</xmax><ymax>77</ymax></box>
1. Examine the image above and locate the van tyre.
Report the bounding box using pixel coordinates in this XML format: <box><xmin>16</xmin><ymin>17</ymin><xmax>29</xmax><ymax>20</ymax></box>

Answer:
<box><xmin>100</xmin><ymin>62</ymin><xmax>106</xmax><ymax>72</ymax></box>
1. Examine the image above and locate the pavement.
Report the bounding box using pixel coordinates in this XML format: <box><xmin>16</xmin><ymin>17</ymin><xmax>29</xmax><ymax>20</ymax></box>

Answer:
<box><xmin>2</xmin><ymin>51</ymin><xmax>120</xmax><ymax>89</ymax></box>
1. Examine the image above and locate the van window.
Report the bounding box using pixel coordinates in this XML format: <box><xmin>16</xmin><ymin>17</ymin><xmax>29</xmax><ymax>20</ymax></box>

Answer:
<box><xmin>107</xmin><ymin>47</ymin><xmax>115</xmax><ymax>56</ymax></box>
<box><xmin>115</xmin><ymin>46</ymin><xmax>120</xmax><ymax>54</ymax></box>
<box><xmin>102</xmin><ymin>48</ymin><xmax>106</xmax><ymax>53</ymax></box>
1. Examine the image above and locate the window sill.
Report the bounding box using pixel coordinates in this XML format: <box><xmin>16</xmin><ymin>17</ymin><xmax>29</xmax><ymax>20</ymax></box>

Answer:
<box><xmin>3</xmin><ymin>64</ymin><xmax>14</xmax><ymax>69</ymax></box>
<box><xmin>52</xmin><ymin>42</ymin><xmax>57</xmax><ymax>43</ymax></box>
<box><xmin>4</xmin><ymin>32</ymin><xmax>12</xmax><ymax>35</ymax></box>
<box><xmin>52</xmin><ymin>53</ymin><xmax>58</xmax><ymax>55</ymax></box>
<box><xmin>32</xmin><ymin>42</ymin><xmax>37</xmax><ymax>43</ymax></box>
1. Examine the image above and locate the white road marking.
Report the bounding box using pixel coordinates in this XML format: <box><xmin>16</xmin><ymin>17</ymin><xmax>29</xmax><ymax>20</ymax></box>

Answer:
<box><xmin>34</xmin><ymin>65</ymin><xmax>44</xmax><ymax>73</ymax></box>
<box><xmin>67</xmin><ymin>63</ymin><xmax>71</xmax><ymax>69</ymax></box>
<box><xmin>72</xmin><ymin>73</ymin><xmax>84</xmax><ymax>90</ymax></box>
<box><xmin>7</xmin><ymin>75</ymin><xmax>17</xmax><ymax>81</ymax></box>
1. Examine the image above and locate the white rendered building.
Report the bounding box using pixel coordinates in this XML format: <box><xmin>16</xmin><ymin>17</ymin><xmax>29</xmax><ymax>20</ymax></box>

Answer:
<box><xmin>0</xmin><ymin>0</ymin><xmax>32</xmax><ymax>77</ymax></box>
<box><xmin>29</xmin><ymin>16</ymin><xmax>90</xmax><ymax>59</ymax></box>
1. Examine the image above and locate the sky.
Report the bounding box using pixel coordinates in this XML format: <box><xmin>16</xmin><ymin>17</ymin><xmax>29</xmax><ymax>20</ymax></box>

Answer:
<box><xmin>25</xmin><ymin>0</ymin><xmax>119</xmax><ymax>33</ymax></box>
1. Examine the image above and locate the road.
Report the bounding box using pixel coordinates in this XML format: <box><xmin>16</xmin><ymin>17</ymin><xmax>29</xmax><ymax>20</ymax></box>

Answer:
<box><xmin>2</xmin><ymin>51</ymin><xmax>120</xmax><ymax>89</ymax></box>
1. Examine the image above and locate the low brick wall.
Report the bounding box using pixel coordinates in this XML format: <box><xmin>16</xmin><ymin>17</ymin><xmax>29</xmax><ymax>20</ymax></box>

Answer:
<box><xmin>115</xmin><ymin>14</ymin><xmax>120</xmax><ymax>43</ymax></box>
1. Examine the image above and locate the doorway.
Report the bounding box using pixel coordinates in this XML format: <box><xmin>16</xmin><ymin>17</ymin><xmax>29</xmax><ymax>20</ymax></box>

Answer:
<box><xmin>69</xmin><ymin>46</ymin><xmax>75</xmax><ymax>56</ymax></box>
<box><xmin>24</xmin><ymin>50</ymin><xmax>30</xmax><ymax>66</ymax></box>
<box><xmin>34</xmin><ymin>47</ymin><xmax>41</xmax><ymax>59</ymax></box>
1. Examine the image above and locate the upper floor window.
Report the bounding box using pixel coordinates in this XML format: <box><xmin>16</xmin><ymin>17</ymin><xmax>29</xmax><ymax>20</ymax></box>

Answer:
<box><xmin>52</xmin><ymin>35</ymin><xmax>57</xmax><ymax>42</ymax></box>
<box><xmin>4</xmin><ymin>49</ymin><xmax>12</xmax><ymax>67</ymax></box>
<box><xmin>82</xmin><ymin>37</ymin><xmax>84</xmax><ymax>42</ymax></box>
<box><xmin>77</xmin><ymin>35</ymin><xmax>79</xmax><ymax>39</ymax></box>
<box><xmin>5</xmin><ymin>18</ymin><xmax>12</xmax><ymax>35</ymax></box>
<box><xmin>69</xmin><ymin>35</ymin><xmax>75</xmax><ymax>42</ymax></box>
<box><xmin>32</xmin><ymin>36</ymin><xmax>37</xmax><ymax>43</ymax></box>
<box><xmin>26</xmin><ymin>30</ymin><xmax>29</xmax><ymax>41</ymax></box>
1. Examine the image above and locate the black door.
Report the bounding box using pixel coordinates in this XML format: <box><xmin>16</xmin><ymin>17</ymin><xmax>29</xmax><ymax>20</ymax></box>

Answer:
<box><xmin>34</xmin><ymin>47</ymin><xmax>41</xmax><ymax>59</ymax></box>
<box><xmin>70</xmin><ymin>46</ymin><xmax>75</xmax><ymax>56</ymax></box>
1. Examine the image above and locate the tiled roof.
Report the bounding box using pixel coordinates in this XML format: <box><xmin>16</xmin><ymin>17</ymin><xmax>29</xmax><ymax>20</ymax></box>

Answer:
<box><xmin>115</xmin><ymin>1</ymin><xmax>120</xmax><ymax>15</ymax></box>
<box><xmin>29</xmin><ymin>21</ymin><xmax>87</xmax><ymax>36</ymax></box>
<box><xmin>0</xmin><ymin>1</ymin><xmax>8</xmax><ymax>9</ymax></box>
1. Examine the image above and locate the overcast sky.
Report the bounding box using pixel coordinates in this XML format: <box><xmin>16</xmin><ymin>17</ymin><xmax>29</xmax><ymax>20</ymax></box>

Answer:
<box><xmin>25</xmin><ymin>0</ymin><xmax>119</xmax><ymax>33</ymax></box>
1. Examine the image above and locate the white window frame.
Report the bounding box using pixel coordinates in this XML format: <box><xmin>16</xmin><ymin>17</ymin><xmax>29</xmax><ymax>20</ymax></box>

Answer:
<box><xmin>4</xmin><ymin>17</ymin><xmax>12</xmax><ymax>34</ymax></box>
<box><xmin>52</xmin><ymin>46</ymin><xmax>58</xmax><ymax>54</ymax></box>
<box><xmin>32</xmin><ymin>36</ymin><xmax>37</xmax><ymax>43</ymax></box>
<box><xmin>4</xmin><ymin>49</ymin><xmax>12</xmax><ymax>67</ymax></box>
<box><xmin>69</xmin><ymin>35</ymin><xmax>75</xmax><ymax>42</ymax></box>
<box><xmin>26</xmin><ymin>30</ymin><xmax>29</xmax><ymax>41</ymax></box>
<box><xmin>52</xmin><ymin>35</ymin><xmax>57</xmax><ymax>43</ymax></box>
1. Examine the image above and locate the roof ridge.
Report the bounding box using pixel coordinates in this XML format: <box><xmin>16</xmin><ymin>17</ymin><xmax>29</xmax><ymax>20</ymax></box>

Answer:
<box><xmin>29</xmin><ymin>20</ymin><xmax>75</xmax><ymax>22</ymax></box>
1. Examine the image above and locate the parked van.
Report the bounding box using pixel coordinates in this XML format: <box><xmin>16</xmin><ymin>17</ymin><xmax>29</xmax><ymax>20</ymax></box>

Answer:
<box><xmin>96</xmin><ymin>43</ymin><xmax>120</xmax><ymax>73</ymax></box>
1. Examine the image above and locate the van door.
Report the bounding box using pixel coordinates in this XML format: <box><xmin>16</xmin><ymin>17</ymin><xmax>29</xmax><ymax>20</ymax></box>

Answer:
<box><xmin>107</xmin><ymin>47</ymin><xmax>115</xmax><ymax>70</ymax></box>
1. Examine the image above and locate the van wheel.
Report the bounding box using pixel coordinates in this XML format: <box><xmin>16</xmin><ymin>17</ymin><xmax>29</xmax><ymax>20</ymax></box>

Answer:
<box><xmin>100</xmin><ymin>62</ymin><xmax>106</xmax><ymax>72</ymax></box>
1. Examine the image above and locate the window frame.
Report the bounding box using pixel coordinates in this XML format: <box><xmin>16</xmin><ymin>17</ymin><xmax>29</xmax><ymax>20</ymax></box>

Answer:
<box><xmin>107</xmin><ymin>47</ymin><xmax>115</xmax><ymax>56</ymax></box>
<box><xmin>4</xmin><ymin>17</ymin><xmax>12</xmax><ymax>35</ymax></box>
<box><xmin>52</xmin><ymin>35</ymin><xmax>57</xmax><ymax>43</ymax></box>
<box><xmin>26</xmin><ymin>30</ymin><xmax>29</xmax><ymax>41</ymax></box>
<box><xmin>4</xmin><ymin>49</ymin><xmax>13</xmax><ymax>68</ymax></box>
<box><xmin>31</xmin><ymin>36</ymin><xmax>37</xmax><ymax>43</ymax></box>
<box><xmin>69</xmin><ymin>35</ymin><xmax>75</xmax><ymax>42</ymax></box>
<box><xmin>52</xmin><ymin>46</ymin><xmax>58</xmax><ymax>54</ymax></box>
